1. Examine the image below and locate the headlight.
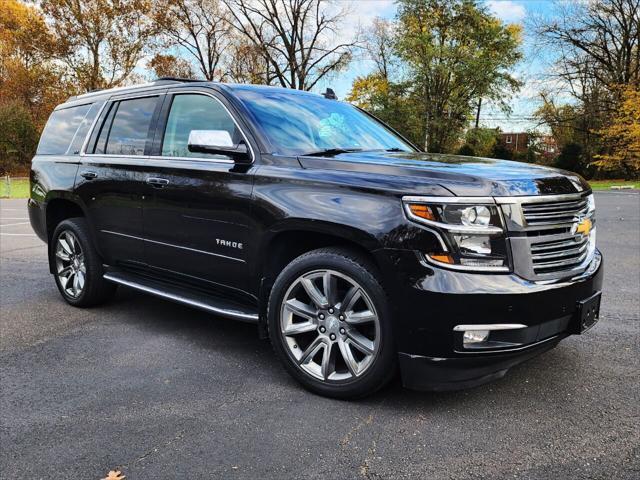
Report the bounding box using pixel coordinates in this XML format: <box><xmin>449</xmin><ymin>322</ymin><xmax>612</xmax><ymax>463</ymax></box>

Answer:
<box><xmin>403</xmin><ymin>196</ymin><xmax>510</xmax><ymax>272</ymax></box>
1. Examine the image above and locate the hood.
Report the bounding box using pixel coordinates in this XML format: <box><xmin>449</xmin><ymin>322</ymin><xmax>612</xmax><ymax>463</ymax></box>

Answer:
<box><xmin>298</xmin><ymin>151</ymin><xmax>589</xmax><ymax>197</ymax></box>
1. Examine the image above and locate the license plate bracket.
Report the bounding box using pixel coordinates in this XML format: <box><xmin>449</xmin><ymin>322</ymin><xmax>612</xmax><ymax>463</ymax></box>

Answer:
<box><xmin>574</xmin><ymin>291</ymin><xmax>601</xmax><ymax>333</ymax></box>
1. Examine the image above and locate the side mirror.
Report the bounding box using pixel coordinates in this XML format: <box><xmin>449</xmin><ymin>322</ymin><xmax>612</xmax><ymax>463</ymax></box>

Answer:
<box><xmin>187</xmin><ymin>130</ymin><xmax>250</xmax><ymax>162</ymax></box>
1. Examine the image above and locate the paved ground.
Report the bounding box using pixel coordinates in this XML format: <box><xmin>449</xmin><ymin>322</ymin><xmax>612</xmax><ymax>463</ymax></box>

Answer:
<box><xmin>1</xmin><ymin>192</ymin><xmax>638</xmax><ymax>480</ymax></box>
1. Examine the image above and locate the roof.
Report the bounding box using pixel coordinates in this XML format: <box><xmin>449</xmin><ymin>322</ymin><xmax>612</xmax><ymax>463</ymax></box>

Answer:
<box><xmin>67</xmin><ymin>78</ymin><xmax>325</xmax><ymax>104</ymax></box>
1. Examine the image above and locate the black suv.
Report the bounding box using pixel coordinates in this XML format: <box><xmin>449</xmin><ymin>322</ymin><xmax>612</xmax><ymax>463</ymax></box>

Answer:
<box><xmin>29</xmin><ymin>79</ymin><xmax>603</xmax><ymax>398</ymax></box>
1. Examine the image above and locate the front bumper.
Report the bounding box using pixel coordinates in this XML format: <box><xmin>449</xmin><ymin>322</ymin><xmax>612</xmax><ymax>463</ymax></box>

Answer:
<box><xmin>377</xmin><ymin>248</ymin><xmax>604</xmax><ymax>391</ymax></box>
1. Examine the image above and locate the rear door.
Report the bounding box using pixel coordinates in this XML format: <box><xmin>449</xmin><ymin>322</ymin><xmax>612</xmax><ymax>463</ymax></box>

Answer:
<box><xmin>141</xmin><ymin>89</ymin><xmax>256</xmax><ymax>294</ymax></box>
<box><xmin>77</xmin><ymin>93</ymin><xmax>163</xmax><ymax>266</ymax></box>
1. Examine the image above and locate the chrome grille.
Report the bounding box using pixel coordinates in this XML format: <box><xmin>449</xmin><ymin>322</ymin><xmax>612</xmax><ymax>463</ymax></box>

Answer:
<box><xmin>530</xmin><ymin>235</ymin><xmax>589</xmax><ymax>274</ymax></box>
<box><xmin>497</xmin><ymin>192</ymin><xmax>595</xmax><ymax>281</ymax></box>
<box><xmin>521</xmin><ymin>198</ymin><xmax>588</xmax><ymax>226</ymax></box>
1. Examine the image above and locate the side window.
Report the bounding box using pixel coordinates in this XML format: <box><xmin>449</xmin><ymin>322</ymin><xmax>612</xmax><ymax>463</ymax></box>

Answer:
<box><xmin>92</xmin><ymin>96</ymin><xmax>158</xmax><ymax>155</ymax></box>
<box><xmin>66</xmin><ymin>102</ymin><xmax>102</xmax><ymax>155</ymax></box>
<box><xmin>37</xmin><ymin>104</ymin><xmax>92</xmax><ymax>155</ymax></box>
<box><xmin>161</xmin><ymin>94</ymin><xmax>239</xmax><ymax>159</ymax></box>
<box><xmin>93</xmin><ymin>103</ymin><xmax>117</xmax><ymax>154</ymax></box>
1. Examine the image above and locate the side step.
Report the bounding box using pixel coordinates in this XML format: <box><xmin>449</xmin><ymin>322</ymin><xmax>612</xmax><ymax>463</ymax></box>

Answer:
<box><xmin>103</xmin><ymin>270</ymin><xmax>259</xmax><ymax>323</ymax></box>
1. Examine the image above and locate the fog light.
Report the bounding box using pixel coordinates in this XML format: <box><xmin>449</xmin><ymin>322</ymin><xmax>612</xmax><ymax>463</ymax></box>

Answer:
<box><xmin>463</xmin><ymin>330</ymin><xmax>490</xmax><ymax>345</ymax></box>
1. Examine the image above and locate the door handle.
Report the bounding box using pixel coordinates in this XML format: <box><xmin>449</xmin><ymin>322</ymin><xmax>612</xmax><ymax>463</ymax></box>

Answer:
<box><xmin>146</xmin><ymin>177</ymin><xmax>170</xmax><ymax>188</ymax></box>
<box><xmin>80</xmin><ymin>171</ymin><xmax>98</xmax><ymax>180</ymax></box>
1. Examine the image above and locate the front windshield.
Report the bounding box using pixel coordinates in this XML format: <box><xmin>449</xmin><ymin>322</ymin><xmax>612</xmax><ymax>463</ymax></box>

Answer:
<box><xmin>234</xmin><ymin>88</ymin><xmax>415</xmax><ymax>156</ymax></box>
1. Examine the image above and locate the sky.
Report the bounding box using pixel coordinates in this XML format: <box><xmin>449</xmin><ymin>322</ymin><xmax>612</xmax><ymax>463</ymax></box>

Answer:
<box><xmin>315</xmin><ymin>0</ymin><xmax>562</xmax><ymax>133</ymax></box>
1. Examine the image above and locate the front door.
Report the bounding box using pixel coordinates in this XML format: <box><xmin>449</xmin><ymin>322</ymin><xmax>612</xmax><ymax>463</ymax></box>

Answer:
<box><xmin>141</xmin><ymin>91</ymin><xmax>256</xmax><ymax>294</ymax></box>
<box><xmin>77</xmin><ymin>94</ymin><xmax>162</xmax><ymax>266</ymax></box>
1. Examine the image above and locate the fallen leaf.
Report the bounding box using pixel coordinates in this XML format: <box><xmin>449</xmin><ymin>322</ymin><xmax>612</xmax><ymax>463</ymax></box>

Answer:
<box><xmin>102</xmin><ymin>470</ymin><xmax>125</xmax><ymax>480</ymax></box>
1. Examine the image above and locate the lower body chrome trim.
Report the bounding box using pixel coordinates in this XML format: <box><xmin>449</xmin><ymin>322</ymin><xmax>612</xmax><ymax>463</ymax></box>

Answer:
<box><xmin>103</xmin><ymin>272</ymin><xmax>258</xmax><ymax>323</ymax></box>
<box><xmin>453</xmin><ymin>323</ymin><xmax>527</xmax><ymax>331</ymax></box>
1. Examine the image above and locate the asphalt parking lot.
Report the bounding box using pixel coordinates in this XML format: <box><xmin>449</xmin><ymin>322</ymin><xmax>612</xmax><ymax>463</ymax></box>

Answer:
<box><xmin>1</xmin><ymin>192</ymin><xmax>638</xmax><ymax>480</ymax></box>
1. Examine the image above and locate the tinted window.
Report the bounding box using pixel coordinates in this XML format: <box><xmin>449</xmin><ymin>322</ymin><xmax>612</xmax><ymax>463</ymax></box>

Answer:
<box><xmin>103</xmin><ymin>96</ymin><xmax>158</xmax><ymax>156</ymax></box>
<box><xmin>37</xmin><ymin>104</ymin><xmax>92</xmax><ymax>155</ymax></box>
<box><xmin>162</xmin><ymin>94</ymin><xmax>240</xmax><ymax>158</ymax></box>
<box><xmin>234</xmin><ymin>88</ymin><xmax>414</xmax><ymax>156</ymax></box>
<box><xmin>66</xmin><ymin>102</ymin><xmax>102</xmax><ymax>155</ymax></box>
<box><xmin>93</xmin><ymin>103</ymin><xmax>117</xmax><ymax>154</ymax></box>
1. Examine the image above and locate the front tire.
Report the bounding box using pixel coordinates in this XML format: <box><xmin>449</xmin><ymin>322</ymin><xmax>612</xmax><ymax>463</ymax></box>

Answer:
<box><xmin>51</xmin><ymin>218</ymin><xmax>116</xmax><ymax>307</ymax></box>
<box><xmin>268</xmin><ymin>248</ymin><xmax>396</xmax><ymax>399</ymax></box>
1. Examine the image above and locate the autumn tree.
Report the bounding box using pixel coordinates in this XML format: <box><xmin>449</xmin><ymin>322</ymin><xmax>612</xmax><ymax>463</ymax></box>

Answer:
<box><xmin>395</xmin><ymin>0</ymin><xmax>522</xmax><ymax>153</ymax></box>
<box><xmin>1</xmin><ymin>0</ymin><xmax>70</xmax><ymax>172</ymax></box>
<box><xmin>595</xmin><ymin>86</ymin><xmax>640</xmax><ymax>177</ymax></box>
<box><xmin>226</xmin><ymin>37</ymin><xmax>273</xmax><ymax>84</ymax></box>
<box><xmin>40</xmin><ymin>0</ymin><xmax>157</xmax><ymax>91</ymax></box>
<box><xmin>223</xmin><ymin>0</ymin><xmax>358</xmax><ymax>90</ymax></box>
<box><xmin>147</xmin><ymin>54</ymin><xmax>194</xmax><ymax>79</ymax></box>
<box><xmin>152</xmin><ymin>0</ymin><xmax>232</xmax><ymax>81</ymax></box>
<box><xmin>347</xmin><ymin>17</ymin><xmax>425</xmax><ymax>146</ymax></box>
<box><xmin>535</xmin><ymin>0</ymin><xmax>640</xmax><ymax>174</ymax></box>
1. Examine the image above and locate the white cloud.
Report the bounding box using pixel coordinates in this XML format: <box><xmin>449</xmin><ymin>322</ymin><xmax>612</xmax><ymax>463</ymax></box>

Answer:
<box><xmin>486</xmin><ymin>0</ymin><xmax>526</xmax><ymax>23</ymax></box>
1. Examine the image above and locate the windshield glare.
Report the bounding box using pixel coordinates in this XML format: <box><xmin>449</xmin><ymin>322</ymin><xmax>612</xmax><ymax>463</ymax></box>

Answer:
<box><xmin>234</xmin><ymin>89</ymin><xmax>415</xmax><ymax>156</ymax></box>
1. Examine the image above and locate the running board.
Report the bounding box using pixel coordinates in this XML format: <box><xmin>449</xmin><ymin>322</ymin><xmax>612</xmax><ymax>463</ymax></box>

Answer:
<box><xmin>103</xmin><ymin>270</ymin><xmax>259</xmax><ymax>323</ymax></box>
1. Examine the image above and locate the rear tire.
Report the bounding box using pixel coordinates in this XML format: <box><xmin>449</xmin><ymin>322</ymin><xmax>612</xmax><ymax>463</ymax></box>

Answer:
<box><xmin>51</xmin><ymin>217</ymin><xmax>116</xmax><ymax>307</ymax></box>
<box><xmin>268</xmin><ymin>247</ymin><xmax>396</xmax><ymax>399</ymax></box>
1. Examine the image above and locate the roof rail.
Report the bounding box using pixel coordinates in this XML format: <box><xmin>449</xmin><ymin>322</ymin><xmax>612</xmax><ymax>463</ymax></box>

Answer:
<box><xmin>153</xmin><ymin>77</ymin><xmax>203</xmax><ymax>84</ymax></box>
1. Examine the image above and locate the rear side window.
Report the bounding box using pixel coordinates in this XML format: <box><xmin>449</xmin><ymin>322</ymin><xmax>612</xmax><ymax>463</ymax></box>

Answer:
<box><xmin>66</xmin><ymin>102</ymin><xmax>102</xmax><ymax>155</ymax></box>
<box><xmin>37</xmin><ymin>104</ymin><xmax>92</xmax><ymax>155</ymax></box>
<box><xmin>93</xmin><ymin>96</ymin><xmax>158</xmax><ymax>156</ymax></box>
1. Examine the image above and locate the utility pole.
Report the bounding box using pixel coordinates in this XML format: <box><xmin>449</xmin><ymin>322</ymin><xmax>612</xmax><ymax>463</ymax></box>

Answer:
<box><xmin>475</xmin><ymin>98</ymin><xmax>482</xmax><ymax>129</ymax></box>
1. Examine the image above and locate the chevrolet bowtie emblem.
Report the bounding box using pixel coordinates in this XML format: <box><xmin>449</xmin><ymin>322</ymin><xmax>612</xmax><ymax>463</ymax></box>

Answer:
<box><xmin>572</xmin><ymin>217</ymin><xmax>592</xmax><ymax>236</ymax></box>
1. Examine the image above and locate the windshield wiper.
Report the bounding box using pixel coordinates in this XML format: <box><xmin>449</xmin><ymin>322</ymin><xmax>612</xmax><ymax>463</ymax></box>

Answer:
<box><xmin>300</xmin><ymin>148</ymin><xmax>363</xmax><ymax>157</ymax></box>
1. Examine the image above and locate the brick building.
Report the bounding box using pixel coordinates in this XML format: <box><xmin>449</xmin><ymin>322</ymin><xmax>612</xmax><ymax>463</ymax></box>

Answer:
<box><xmin>500</xmin><ymin>132</ymin><xmax>529</xmax><ymax>154</ymax></box>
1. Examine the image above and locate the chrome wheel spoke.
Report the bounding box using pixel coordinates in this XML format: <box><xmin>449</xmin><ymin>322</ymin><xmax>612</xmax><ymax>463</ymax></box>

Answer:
<box><xmin>347</xmin><ymin>310</ymin><xmax>377</xmax><ymax>325</ymax></box>
<box><xmin>58</xmin><ymin>266</ymin><xmax>73</xmax><ymax>287</ymax></box>
<box><xmin>280</xmin><ymin>268</ymin><xmax>380</xmax><ymax>382</ymax></box>
<box><xmin>301</xmin><ymin>277</ymin><xmax>329</xmax><ymax>309</ymax></box>
<box><xmin>347</xmin><ymin>330</ymin><xmax>375</xmax><ymax>355</ymax></box>
<box><xmin>340</xmin><ymin>285</ymin><xmax>361</xmax><ymax>312</ymax></box>
<box><xmin>58</xmin><ymin>237</ymin><xmax>73</xmax><ymax>256</ymax></box>
<box><xmin>283</xmin><ymin>320</ymin><xmax>317</xmax><ymax>336</ymax></box>
<box><xmin>321</xmin><ymin>341</ymin><xmax>337</xmax><ymax>380</ymax></box>
<box><xmin>76</xmin><ymin>271</ymin><xmax>86</xmax><ymax>290</ymax></box>
<box><xmin>284</xmin><ymin>299</ymin><xmax>316</xmax><ymax>320</ymax></box>
<box><xmin>338</xmin><ymin>338</ymin><xmax>359</xmax><ymax>377</ymax></box>
<box><xmin>64</xmin><ymin>271</ymin><xmax>76</xmax><ymax>292</ymax></box>
<box><xmin>72</xmin><ymin>271</ymin><xmax>81</xmax><ymax>294</ymax></box>
<box><xmin>55</xmin><ymin>246</ymin><xmax>70</xmax><ymax>262</ymax></box>
<box><xmin>299</xmin><ymin>337</ymin><xmax>325</xmax><ymax>365</ymax></box>
<box><xmin>323</xmin><ymin>272</ymin><xmax>338</xmax><ymax>306</ymax></box>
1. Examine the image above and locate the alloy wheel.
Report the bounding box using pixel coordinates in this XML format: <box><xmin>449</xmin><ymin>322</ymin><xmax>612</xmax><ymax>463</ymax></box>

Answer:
<box><xmin>55</xmin><ymin>231</ymin><xmax>86</xmax><ymax>298</ymax></box>
<box><xmin>279</xmin><ymin>269</ymin><xmax>380</xmax><ymax>382</ymax></box>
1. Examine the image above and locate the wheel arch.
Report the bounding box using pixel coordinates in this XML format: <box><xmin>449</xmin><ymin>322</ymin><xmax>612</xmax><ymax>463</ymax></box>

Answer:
<box><xmin>255</xmin><ymin>220</ymin><xmax>384</xmax><ymax>337</ymax></box>
<box><xmin>44</xmin><ymin>194</ymin><xmax>96</xmax><ymax>274</ymax></box>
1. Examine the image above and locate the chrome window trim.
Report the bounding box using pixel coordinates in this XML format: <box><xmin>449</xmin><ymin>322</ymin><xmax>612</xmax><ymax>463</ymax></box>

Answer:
<box><xmin>158</xmin><ymin>89</ymin><xmax>256</xmax><ymax>164</ymax></box>
<box><xmin>453</xmin><ymin>324</ymin><xmax>527</xmax><ymax>331</ymax></box>
<box><xmin>81</xmin><ymin>92</ymin><xmax>163</xmax><ymax>157</ymax></box>
<box><xmin>77</xmin><ymin>154</ymin><xmax>235</xmax><ymax>166</ymax></box>
<box><xmin>80</xmin><ymin>90</ymin><xmax>255</xmax><ymax>164</ymax></box>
